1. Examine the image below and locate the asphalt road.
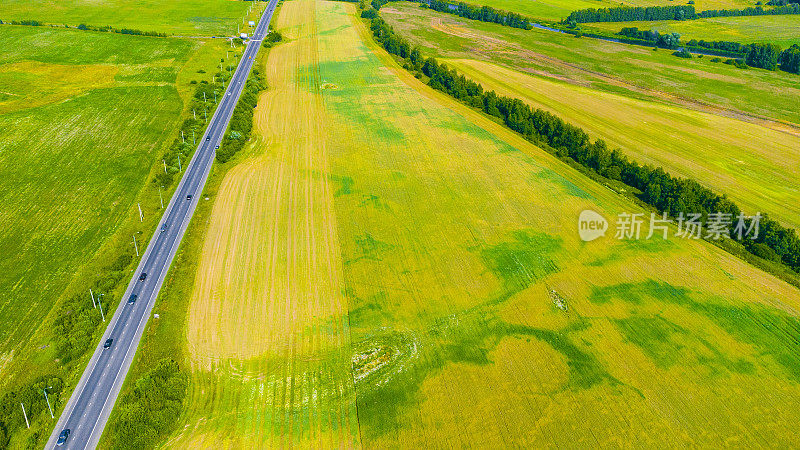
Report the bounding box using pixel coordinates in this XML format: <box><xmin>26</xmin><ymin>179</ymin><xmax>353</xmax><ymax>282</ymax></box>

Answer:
<box><xmin>45</xmin><ymin>1</ymin><xmax>279</xmax><ymax>447</ymax></box>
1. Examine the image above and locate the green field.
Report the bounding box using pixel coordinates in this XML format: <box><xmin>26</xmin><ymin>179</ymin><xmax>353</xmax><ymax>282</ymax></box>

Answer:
<box><xmin>0</xmin><ymin>0</ymin><xmax>253</xmax><ymax>35</ymax></box>
<box><xmin>117</xmin><ymin>1</ymin><xmax>800</xmax><ymax>447</ymax></box>
<box><xmin>381</xmin><ymin>2</ymin><xmax>800</xmax><ymax>125</ymax></box>
<box><xmin>0</xmin><ymin>24</ymin><xmax>240</xmax><ymax>447</ymax></box>
<box><xmin>446</xmin><ymin>58</ymin><xmax>800</xmax><ymax>229</ymax></box>
<box><xmin>588</xmin><ymin>16</ymin><xmax>800</xmax><ymax>48</ymax></box>
<box><xmin>458</xmin><ymin>0</ymin><xmax>762</xmax><ymax>21</ymax></box>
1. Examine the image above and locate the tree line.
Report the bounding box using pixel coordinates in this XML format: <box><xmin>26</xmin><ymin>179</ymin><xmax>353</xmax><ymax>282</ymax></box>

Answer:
<box><xmin>216</xmin><ymin>69</ymin><xmax>267</xmax><ymax>163</ymax></box>
<box><xmin>618</xmin><ymin>27</ymin><xmax>681</xmax><ymax>49</ymax></box>
<box><xmin>616</xmin><ymin>26</ymin><xmax>797</xmax><ymax>72</ymax></box>
<box><xmin>566</xmin><ymin>5</ymin><xmax>697</xmax><ymax>23</ymax></box>
<box><xmin>424</xmin><ymin>0</ymin><xmax>533</xmax><ymax>29</ymax></box>
<box><xmin>697</xmin><ymin>3</ymin><xmax>800</xmax><ymax>18</ymax></box>
<box><xmin>566</xmin><ymin>3</ymin><xmax>800</xmax><ymax>22</ymax></box>
<box><xmin>2</xmin><ymin>19</ymin><xmax>167</xmax><ymax>36</ymax></box>
<box><xmin>365</xmin><ymin>9</ymin><xmax>800</xmax><ymax>274</ymax></box>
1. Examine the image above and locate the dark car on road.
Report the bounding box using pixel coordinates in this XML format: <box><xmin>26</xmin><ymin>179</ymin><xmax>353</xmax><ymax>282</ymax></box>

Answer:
<box><xmin>139</xmin><ymin>272</ymin><xmax>147</xmax><ymax>281</ymax></box>
<box><xmin>206</xmin><ymin>136</ymin><xmax>210</xmax><ymax>141</ymax></box>
<box><xmin>128</xmin><ymin>294</ymin><xmax>137</xmax><ymax>305</ymax></box>
<box><xmin>161</xmin><ymin>223</ymin><xmax>168</xmax><ymax>232</ymax></box>
<box><xmin>186</xmin><ymin>194</ymin><xmax>193</xmax><ymax>201</ymax></box>
<box><xmin>104</xmin><ymin>338</ymin><xmax>113</xmax><ymax>349</ymax></box>
<box><xmin>56</xmin><ymin>429</ymin><xmax>70</xmax><ymax>446</ymax></box>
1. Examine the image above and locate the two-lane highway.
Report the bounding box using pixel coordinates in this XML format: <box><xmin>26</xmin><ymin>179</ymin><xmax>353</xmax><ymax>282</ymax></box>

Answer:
<box><xmin>45</xmin><ymin>1</ymin><xmax>279</xmax><ymax>447</ymax></box>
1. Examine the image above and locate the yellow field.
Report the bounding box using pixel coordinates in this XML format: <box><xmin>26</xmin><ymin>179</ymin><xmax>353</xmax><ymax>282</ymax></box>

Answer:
<box><xmin>164</xmin><ymin>0</ymin><xmax>800</xmax><ymax>447</ymax></box>
<box><xmin>446</xmin><ymin>58</ymin><xmax>800</xmax><ymax>229</ymax></box>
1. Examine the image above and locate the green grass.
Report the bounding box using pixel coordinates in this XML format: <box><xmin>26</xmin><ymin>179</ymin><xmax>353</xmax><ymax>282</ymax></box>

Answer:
<box><xmin>0</xmin><ymin>24</ymin><xmax>235</xmax><ymax>448</ymax></box>
<box><xmin>381</xmin><ymin>2</ymin><xmax>800</xmax><ymax>125</ymax></box>
<box><xmin>587</xmin><ymin>16</ymin><xmax>800</xmax><ymax>48</ymax></box>
<box><xmin>0</xmin><ymin>0</ymin><xmax>252</xmax><ymax>36</ymax></box>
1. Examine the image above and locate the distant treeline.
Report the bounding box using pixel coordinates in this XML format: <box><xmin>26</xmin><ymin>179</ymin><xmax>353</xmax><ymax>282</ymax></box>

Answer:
<box><xmin>216</xmin><ymin>69</ymin><xmax>267</xmax><ymax>163</ymax></box>
<box><xmin>618</xmin><ymin>27</ymin><xmax>681</xmax><ymax>49</ymax></box>
<box><xmin>698</xmin><ymin>3</ymin><xmax>800</xmax><ymax>18</ymax></box>
<box><xmin>566</xmin><ymin>3</ymin><xmax>800</xmax><ymax>22</ymax></box>
<box><xmin>566</xmin><ymin>5</ymin><xmax>697</xmax><ymax>22</ymax></box>
<box><xmin>0</xmin><ymin>19</ymin><xmax>166</xmax><ymax>36</ymax></box>
<box><xmin>365</xmin><ymin>8</ymin><xmax>800</xmax><ymax>274</ymax></box>
<box><xmin>424</xmin><ymin>0</ymin><xmax>533</xmax><ymax>29</ymax></box>
<box><xmin>612</xmin><ymin>26</ymin><xmax>796</xmax><ymax>72</ymax></box>
<box><xmin>77</xmin><ymin>23</ymin><xmax>167</xmax><ymax>37</ymax></box>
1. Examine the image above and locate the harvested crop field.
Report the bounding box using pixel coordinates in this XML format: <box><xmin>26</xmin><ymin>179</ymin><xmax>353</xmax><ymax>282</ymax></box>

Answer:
<box><xmin>445</xmin><ymin>58</ymin><xmax>800</xmax><ymax>229</ymax></box>
<box><xmin>159</xmin><ymin>0</ymin><xmax>800</xmax><ymax>447</ymax></box>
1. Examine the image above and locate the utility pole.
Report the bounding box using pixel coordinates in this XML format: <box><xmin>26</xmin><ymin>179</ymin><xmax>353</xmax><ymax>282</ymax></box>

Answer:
<box><xmin>181</xmin><ymin>130</ymin><xmax>185</xmax><ymax>144</ymax></box>
<box><xmin>193</xmin><ymin>130</ymin><xmax>196</xmax><ymax>144</ymax></box>
<box><xmin>214</xmin><ymin>91</ymin><xmax>217</xmax><ymax>103</ymax></box>
<box><xmin>43</xmin><ymin>388</ymin><xmax>54</xmax><ymax>419</ymax></box>
<box><xmin>203</xmin><ymin>92</ymin><xmax>206</xmax><ymax>105</ymax></box>
<box><xmin>90</xmin><ymin>288</ymin><xmax>96</xmax><ymax>308</ymax></box>
<box><xmin>98</xmin><ymin>294</ymin><xmax>105</xmax><ymax>322</ymax></box>
<box><xmin>137</xmin><ymin>202</ymin><xmax>143</xmax><ymax>222</ymax></box>
<box><xmin>193</xmin><ymin>109</ymin><xmax>196</xmax><ymax>120</ymax></box>
<box><xmin>21</xmin><ymin>403</ymin><xmax>29</xmax><ymax>429</ymax></box>
<box><xmin>178</xmin><ymin>154</ymin><xmax>182</xmax><ymax>172</ymax></box>
<box><xmin>159</xmin><ymin>186</ymin><xmax>164</xmax><ymax>209</ymax></box>
<box><xmin>163</xmin><ymin>159</ymin><xmax>167</xmax><ymax>174</ymax></box>
<box><xmin>204</xmin><ymin>109</ymin><xmax>207</xmax><ymax>121</ymax></box>
<box><xmin>133</xmin><ymin>234</ymin><xmax>139</xmax><ymax>257</ymax></box>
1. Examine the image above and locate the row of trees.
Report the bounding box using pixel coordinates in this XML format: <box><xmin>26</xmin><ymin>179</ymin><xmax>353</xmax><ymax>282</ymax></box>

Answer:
<box><xmin>618</xmin><ymin>27</ymin><xmax>681</xmax><ymax>49</ymax></box>
<box><xmin>216</xmin><ymin>69</ymin><xmax>267</xmax><ymax>163</ymax></box>
<box><xmin>566</xmin><ymin>5</ymin><xmax>696</xmax><ymax>23</ymax></box>
<box><xmin>566</xmin><ymin>3</ymin><xmax>800</xmax><ymax>22</ymax></box>
<box><xmin>686</xmin><ymin>38</ymin><xmax>748</xmax><ymax>55</ymax></box>
<box><xmin>3</xmin><ymin>19</ymin><xmax>166</xmax><ymax>36</ymax></box>
<box><xmin>697</xmin><ymin>3</ymin><xmax>800</xmax><ymax>18</ymax></box>
<box><xmin>366</xmin><ymin>11</ymin><xmax>800</xmax><ymax>273</ymax></box>
<box><xmin>425</xmin><ymin>0</ymin><xmax>532</xmax><ymax>29</ymax></box>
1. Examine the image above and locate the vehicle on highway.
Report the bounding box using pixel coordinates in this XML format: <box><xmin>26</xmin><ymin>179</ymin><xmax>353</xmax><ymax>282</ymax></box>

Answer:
<box><xmin>139</xmin><ymin>272</ymin><xmax>147</xmax><ymax>281</ymax></box>
<box><xmin>206</xmin><ymin>136</ymin><xmax>210</xmax><ymax>141</ymax></box>
<box><xmin>161</xmin><ymin>223</ymin><xmax>168</xmax><ymax>232</ymax></box>
<box><xmin>103</xmin><ymin>338</ymin><xmax>113</xmax><ymax>349</ymax></box>
<box><xmin>215</xmin><ymin>145</ymin><xmax>220</xmax><ymax>150</ymax></box>
<box><xmin>127</xmin><ymin>294</ymin><xmax>137</xmax><ymax>305</ymax></box>
<box><xmin>187</xmin><ymin>194</ymin><xmax>193</xmax><ymax>201</ymax></box>
<box><xmin>56</xmin><ymin>429</ymin><xmax>70</xmax><ymax>446</ymax></box>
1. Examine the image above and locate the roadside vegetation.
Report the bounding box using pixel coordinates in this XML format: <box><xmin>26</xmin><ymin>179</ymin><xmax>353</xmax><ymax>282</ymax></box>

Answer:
<box><xmin>0</xmin><ymin>21</ymin><xmax>245</xmax><ymax>449</ymax></box>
